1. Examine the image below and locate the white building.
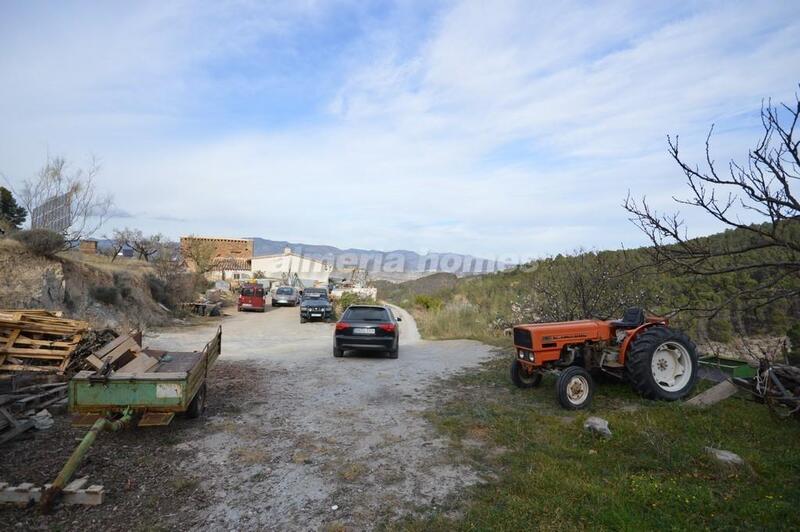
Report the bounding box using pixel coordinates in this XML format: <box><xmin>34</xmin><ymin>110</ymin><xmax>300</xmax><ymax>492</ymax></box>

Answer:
<box><xmin>250</xmin><ymin>248</ymin><xmax>332</xmax><ymax>287</ymax></box>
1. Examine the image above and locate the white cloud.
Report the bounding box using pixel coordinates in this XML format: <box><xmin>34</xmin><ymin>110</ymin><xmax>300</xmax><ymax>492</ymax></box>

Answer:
<box><xmin>1</xmin><ymin>0</ymin><xmax>798</xmax><ymax>258</ymax></box>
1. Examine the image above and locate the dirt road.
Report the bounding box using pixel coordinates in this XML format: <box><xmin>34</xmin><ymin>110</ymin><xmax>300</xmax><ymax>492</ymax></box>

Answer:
<box><xmin>143</xmin><ymin>304</ymin><xmax>494</xmax><ymax>530</ymax></box>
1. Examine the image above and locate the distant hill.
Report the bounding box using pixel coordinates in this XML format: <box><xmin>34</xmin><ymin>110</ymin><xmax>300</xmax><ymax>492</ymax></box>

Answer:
<box><xmin>247</xmin><ymin>237</ymin><xmax>505</xmax><ymax>280</ymax></box>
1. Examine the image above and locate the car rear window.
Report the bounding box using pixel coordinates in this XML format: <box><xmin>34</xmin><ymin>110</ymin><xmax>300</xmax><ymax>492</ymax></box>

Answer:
<box><xmin>242</xmin><ymin>288</ymin><xmax>264</xmax><ymax>297</ymax></box>
<box><xmin>344</xmin><ymin>307</ymin><xmax>390</xmax><ymax>322</ymax></box>
<box><xmin>277</xmin><ymin>287</ymin><xmax>293</xmax><ymax>295</ymax></box>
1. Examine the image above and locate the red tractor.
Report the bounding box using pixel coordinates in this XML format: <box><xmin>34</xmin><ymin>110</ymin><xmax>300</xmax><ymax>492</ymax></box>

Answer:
<box><xmin>511</xmin><ymin>308</ymin><xmax>699</xmax><ymax>409</ymax></box>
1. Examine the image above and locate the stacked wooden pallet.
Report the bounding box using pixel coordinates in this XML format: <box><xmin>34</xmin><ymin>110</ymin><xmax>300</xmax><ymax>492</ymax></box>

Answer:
<box><xmin>0</xmin><ymin>310</ymin><xmax>90</xmax><ymax>374</ymax></box>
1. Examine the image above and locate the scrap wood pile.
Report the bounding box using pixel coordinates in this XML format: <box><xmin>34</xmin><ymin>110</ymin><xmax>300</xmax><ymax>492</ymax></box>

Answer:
<box><xmin>0</xmin><ymin>310</ymin><xmax>117</xmax><ymax>376</ymax></box>
<box><xmin>0</xmin><ymin>381</ymin><xmax>66</xmax><ymax>445</ymax></box>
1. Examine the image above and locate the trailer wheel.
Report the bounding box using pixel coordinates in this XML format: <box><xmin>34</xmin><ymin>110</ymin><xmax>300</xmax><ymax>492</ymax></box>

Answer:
<box><xmin>556</xmin><ymin>366</ymin><xmax>593</xmax><ymax>410</ymax></box>
<box><xmin>510</xmin><ymin>359</ymin><xmax>542</xmax><ymax>388</ymax></box>
<box><xmin>186</xmin><ymin>383</ymin><xmax>207</xmax><ymax>419</ymax></box>
<box><xmin>626</xmin><ymin>326</ymin><xmax>698</xmax><ymax>401</ymax></box>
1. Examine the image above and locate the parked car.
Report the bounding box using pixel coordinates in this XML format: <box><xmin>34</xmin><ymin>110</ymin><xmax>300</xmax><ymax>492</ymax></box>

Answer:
<box><xmin>333</xmin><ymin>305</ymin><xmax>401</xmax><ymax>359</ymax></box>
<box><xmin>238</xmin><ymin>283</ymin><xmax>267</xmax><ymax>312</ymax></box>
<box><xmin>300</xmin><ymin>291</ymin><xmax>333</xmax><ymax>323</ymax></box>
<box><xmin>301</xmin><ymin>287</ymin><xmax>329</xmax><ymax>301</ymax></box>
<box><xmin>272</xmin><ymin>286</ymin><xmax>299</xmax><ymax>307</ymax></box>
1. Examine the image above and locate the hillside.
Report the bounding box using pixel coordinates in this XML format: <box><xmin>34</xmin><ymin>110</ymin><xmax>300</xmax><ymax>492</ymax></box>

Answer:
<box><xmin>0</xmin><ymin>239</ymin><xmax>172</xmax><ymax>329</ymax></box>
<box><xmin>377</xmin><ymin>224</ymin><xmax>800</xmax><ymax>347</ymax></box>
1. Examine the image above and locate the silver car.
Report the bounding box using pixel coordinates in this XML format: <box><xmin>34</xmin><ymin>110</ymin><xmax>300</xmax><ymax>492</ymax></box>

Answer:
<box><xmin>272</xmin><ymin>286</ymin><xmax>299</xmax><ymax>307</ymax></box>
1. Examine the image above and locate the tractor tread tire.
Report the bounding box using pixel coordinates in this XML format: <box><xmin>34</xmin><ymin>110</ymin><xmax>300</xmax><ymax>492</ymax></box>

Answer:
<box><xmin>510</xmin><ymin>359</ymin><xmax>542</xmax><ymax>388</ymax></box>
<box><xmin>626</xmin><ymin>326</ymin><xmax>698</xmax><ymax>401</ymax></box>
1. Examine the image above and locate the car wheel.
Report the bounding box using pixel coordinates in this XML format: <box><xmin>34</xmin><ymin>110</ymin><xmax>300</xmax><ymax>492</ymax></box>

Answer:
<box><xmin>333</xmin><ymin>346</ymin><xmax>344</xmax><ymax>358</ymax></box>
<box><xmin>387</xmin><ymin>344</ymin><xmax>399</xmax><ymax>359</ymax></box>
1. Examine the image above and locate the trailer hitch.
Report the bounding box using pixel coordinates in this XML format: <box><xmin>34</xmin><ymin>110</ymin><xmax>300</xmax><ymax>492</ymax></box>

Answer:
<box><xmin>40</xmin><ymin>408</ymin><xmax>133</xmax><ymax>513</ymax></box>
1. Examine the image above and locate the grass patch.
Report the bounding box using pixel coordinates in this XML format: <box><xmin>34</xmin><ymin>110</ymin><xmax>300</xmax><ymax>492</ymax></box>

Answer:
<box><xmin>401</xmin><ymin>354</ymin><xmax>800</xmax><ymax>531</ymax></box>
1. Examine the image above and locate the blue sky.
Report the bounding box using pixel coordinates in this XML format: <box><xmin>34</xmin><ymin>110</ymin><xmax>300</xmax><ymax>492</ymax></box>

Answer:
<box><xmin>1</xmin><ymin>0</ymin><xmax>798</xmax><ymax>261</ymax></box>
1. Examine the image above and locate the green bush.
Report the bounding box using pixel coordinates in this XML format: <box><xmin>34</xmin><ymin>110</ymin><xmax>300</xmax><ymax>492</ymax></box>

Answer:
<box><xmin>91</xmin><ymin>285</ymin><xmax>120</xmax><ymax>305</ymax></box>
<box><xmin>11</xmin><ymin>229</ymin><xmax>65</xmax><ymax>257</ymax></box>
<box><xmin>335</xmin><ymin>292</ymin><xmax>376</xmax><ymax>315</ymax></box>
<box><xmin>413</xmin><ymin>294</ymin><xmax>443</xmax><ymax>311</ymax></box>
<box><xmin>147</xmin><ymin>274</ymin><xmax>168</xmax><ymax>305</ymax></box>
<box><xmin>113</xmin><ymin>272</ymin><xmax>133</xmax><ymax>299</ymax></box>
<box><xmin>707</xmin><ymin>318</ymin><xmax>734</xmax><ymax>343</ymax></box>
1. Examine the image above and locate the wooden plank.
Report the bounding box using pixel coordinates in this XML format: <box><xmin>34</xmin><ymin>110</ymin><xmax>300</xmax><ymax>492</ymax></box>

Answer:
<box><xmin>0</xmin><ymin>364</ymin><xmax>57</xmax><ymax>373</ymax></box>
<box><xmin>94</xmin><ymin>335</ymin><xmax>134</xmax><ymax>359</ymax></box>
<box><xmin>0</xmin><ymin>419</ymin><xmax>34</xmax><ymax>444</ymax></box>
<box><xmin>64</xmin><ymin>477</ymin><xmax>89</xmax><ymax>492</ymax></box>
<box><xmin>117</xmin><ymin>353</ymin><xmax>158</xmax><ymax>374</ymax></box>
<box><xmin>85</xmin><ymin>354</ymin><xmax>104</xmax><ymax>370</ymax></box>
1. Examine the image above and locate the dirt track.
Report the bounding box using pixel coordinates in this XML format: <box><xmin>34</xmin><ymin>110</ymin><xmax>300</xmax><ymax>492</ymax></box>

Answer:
<box><xmin>0</xmin><ymin>304</ymin><xmax>494</xmax><ymax>530</ymax></box>
<box><xmin>148</xmin><ymin>304</ymin><xmax>493</xmax><ymax>529</ymax></box>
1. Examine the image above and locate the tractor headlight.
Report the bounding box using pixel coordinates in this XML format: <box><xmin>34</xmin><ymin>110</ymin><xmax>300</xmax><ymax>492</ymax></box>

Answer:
<box><xmin>518</xmin><ymin>350</ymin><xmax>525</xmax><ymax>359</ymax></box>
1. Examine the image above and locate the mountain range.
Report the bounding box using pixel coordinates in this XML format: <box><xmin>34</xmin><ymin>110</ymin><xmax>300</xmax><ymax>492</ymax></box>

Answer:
<box><xmin>248</xmin><ymin>237</ymin><xmax>505</xmax><ymax>280</ymax></box>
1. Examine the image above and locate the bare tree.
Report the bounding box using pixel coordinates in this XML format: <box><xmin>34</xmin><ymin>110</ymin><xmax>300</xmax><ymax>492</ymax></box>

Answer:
<box><xmin>17</xmin><ymin>155</ymin><xmax>113</xmax><ymax>248</ymax></box>
<box><xmin>129</xmin><ymin>230</ymin><xmax>164</xmax><ymax>262</ymax></box>
<box><xmin>531</xmin><ymin>249</ymin><xmax>657</xmax><ymax>322</ymax></box>
<box><xmin>107</xmin><ymin>227</ymin><xmax>134</xmax><ymax>261</ymax></box>
<box><xmin>624</xmin><ymin>90</ymin><xmax>800</xmax><ymax>315</ymax></box>
<box><xmin>181</xmin><ymin>235</ymin><xmax>216</xmax><ymax>275</ymax></box>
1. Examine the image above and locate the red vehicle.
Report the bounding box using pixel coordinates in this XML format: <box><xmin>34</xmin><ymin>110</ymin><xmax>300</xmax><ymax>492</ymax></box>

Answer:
<box><xmin>238</xmin><ymin>283</ymin><xmax>267</xmax><ymax>313</ymax></box>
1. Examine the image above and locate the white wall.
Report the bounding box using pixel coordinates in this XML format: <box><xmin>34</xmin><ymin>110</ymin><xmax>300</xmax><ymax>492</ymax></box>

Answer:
<box><xmin>250</xmin><ymin>254</ymin><xmax>331</xmax><ymax>286</ymax></box>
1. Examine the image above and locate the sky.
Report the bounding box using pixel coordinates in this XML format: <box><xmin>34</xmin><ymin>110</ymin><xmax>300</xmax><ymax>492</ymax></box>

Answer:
<box><xmin>1</xmin><ymin>0</ymin><xmax>798</xmax><ymax>262</ymax></box>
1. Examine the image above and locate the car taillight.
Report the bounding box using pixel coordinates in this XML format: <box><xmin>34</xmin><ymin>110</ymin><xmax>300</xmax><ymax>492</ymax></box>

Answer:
<box><xmin>335</xmin><ymin>322</ymin><xmax>350</xmax><ymax>331</ymax></box>
<box><xmin>378</xmin><ymin>323</ymin><xmax>396</xmax><ymax>333</ymax></box>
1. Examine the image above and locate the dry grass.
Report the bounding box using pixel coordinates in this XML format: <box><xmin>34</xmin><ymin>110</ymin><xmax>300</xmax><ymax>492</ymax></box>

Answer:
<box><xmin>339</xmin><ymin>462</ymin><xmax>367</xmax><ymax>482</ymax></box>
<box><xmin>59</xmin><ymin>250</ymin><xmax>155</xmax><ymax>275</ymax></box>
<box><xmin>231</xmin><ymin>446</ymin><xmax>271</xmax><ymax>465</ymax></box>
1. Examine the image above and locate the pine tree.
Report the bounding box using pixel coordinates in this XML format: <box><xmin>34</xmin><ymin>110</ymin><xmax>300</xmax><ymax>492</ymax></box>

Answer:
<box><xmin>0</xmin><ymin>187</ymin><xmax>27</xmax><ymax>229</ymax></box>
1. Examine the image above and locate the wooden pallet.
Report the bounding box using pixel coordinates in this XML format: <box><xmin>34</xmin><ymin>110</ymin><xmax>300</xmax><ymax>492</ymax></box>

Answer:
<box><xmin>0</xmin><ymin>477</ymin><xmax>104</xmax><ymax>506</ymax></box>
<box><xmin>0</xmin><ymin>310</ymin><xmax>89</xmax><ymax>374</ymax></box>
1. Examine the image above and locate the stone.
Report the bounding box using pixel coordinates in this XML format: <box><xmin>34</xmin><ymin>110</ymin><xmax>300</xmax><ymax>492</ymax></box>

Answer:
<box><xmin>705</xmin><ymin>447</ymin><xmax>745</xmax><ymax>466</ymax></box>
<box><xmin>583</xmin><ymin>416</ymin><xmax>612</xmax><ymax>439</ymax></box>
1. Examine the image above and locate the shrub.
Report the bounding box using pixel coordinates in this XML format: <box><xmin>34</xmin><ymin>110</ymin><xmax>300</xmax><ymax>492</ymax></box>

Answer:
<box><xmin>11</xmin><ymin>229</ymin><xmax>65</xmax><ymax>256</ymax></box>
<box><xmin>113</xmin><ymin>272</ymin><xmax>133</xmax><ymax>299</ymax></box>
<box><xmin>413</xmin><ymin>294</ymin><xmax>443</xmax><ymax>311</ymax></box>
<box><xmin>707</xmin><ymin>318</ymin><xmax>734</xmax><ymax>343</ymax></box>
<box><xmin>147</xmin><ymin>274</ymin><xmax>168</xmax><ymax>305</ymax></box>
<box><xmin>335</xmin><ymin>292</ymin><xmax>376</xmax><ymax>315</ymax></box>
<box><xmin>91</xmin><ymin>285</ymin><xmax>120</xmax><ymax>305</ymax></box>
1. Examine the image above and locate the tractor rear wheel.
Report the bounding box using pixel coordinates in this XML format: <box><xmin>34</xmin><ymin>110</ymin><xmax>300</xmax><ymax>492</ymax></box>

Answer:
<box><xmin>626</xmin><ymin>326</ymin><xmax>698</xmax><ymax>401</ymax></box>
<box><xmin>555</xmin><ymin>366</ymin><xmax>593</xmax><ymax>409</ymax></box>
<box><xmin>510</xmin><ymin>359</ymin><xmax>542</xmax><ymax>388</ymax></box>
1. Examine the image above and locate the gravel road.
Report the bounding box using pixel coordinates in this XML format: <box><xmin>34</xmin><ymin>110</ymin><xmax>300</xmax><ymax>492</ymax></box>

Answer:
<box><xmin>144</xmin><ymin>303</ymin><xmax>495</xmax><ymax>530</ymax></box>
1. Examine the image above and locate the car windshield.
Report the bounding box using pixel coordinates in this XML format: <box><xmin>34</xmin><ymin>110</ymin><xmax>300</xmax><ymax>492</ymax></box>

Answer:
<box><xmin>304</xmin><ymin>289</ymin><xmax>327</xmax><ymax>299</ymax></box>
<box><xmin>344</xmin><ymin>307</ymin><xmax>390</xmax><ymax>322</ymax></box>
<box><xmin>276</xmin><ymin>287</ymin><xmax>293</xmax><ymax>295</ymax></box>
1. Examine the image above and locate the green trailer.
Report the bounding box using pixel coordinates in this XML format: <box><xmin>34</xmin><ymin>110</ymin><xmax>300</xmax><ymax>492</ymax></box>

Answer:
<box><xmin>68</xmin><ymin>326</ymin><xmax>222</xmax><ymax>427</ymax></box>
<box><xmin>699</xmin><ymin>355</ymin><xmax>757</xmax><ymax>379</ymax></box>
<box><xmin>40</xmin><ymin>326</ymin><xmax>222</xmax><ymax>512</ymax></box>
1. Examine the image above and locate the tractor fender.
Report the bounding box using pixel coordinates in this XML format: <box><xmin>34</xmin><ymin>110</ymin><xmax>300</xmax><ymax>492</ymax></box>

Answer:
<box><xmin>618</xmin><ymin>322</ymin><xmax>664</xmax><ymax>365</ymax></box>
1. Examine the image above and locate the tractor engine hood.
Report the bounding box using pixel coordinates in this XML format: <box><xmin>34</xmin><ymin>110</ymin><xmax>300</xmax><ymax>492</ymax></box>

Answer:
<box><xmin>513</xmin><ymin>320</ymin><xmax>611</xmax><ymax>351</ymax></box>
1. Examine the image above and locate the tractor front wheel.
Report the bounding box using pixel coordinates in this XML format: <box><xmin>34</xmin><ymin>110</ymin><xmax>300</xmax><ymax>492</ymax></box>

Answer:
<box><xmin>626</xmin><ymin>326</ymin><xmax>698</xmax><ymax>401</ymax></box>
<box><xmin>510</xmin><ymin>359</ymin><xmax>542</xmax><ymax>388</ymax></box>
<box><xmin>555</xmin><ymin>366</ymin><xmax>593</xmax><ymax>410</ymax></box>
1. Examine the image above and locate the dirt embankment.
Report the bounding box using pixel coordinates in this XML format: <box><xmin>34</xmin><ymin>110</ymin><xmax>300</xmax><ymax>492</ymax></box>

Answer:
<box><xmin>0</xmin><ymin>239</ymin><xmax>168</xmax><ymax>329</ymax></box>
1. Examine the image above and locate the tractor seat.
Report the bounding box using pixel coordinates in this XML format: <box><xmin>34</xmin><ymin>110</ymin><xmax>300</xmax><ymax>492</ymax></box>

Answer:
<box><xmin>611</xmin><ymin>307</ymin><xmax>645</xmax><ymax>329</ymax></box>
